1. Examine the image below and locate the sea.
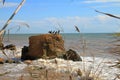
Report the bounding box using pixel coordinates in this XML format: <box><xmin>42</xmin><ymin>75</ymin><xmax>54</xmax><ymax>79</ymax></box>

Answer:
<box><xmin>3</xmin><ymin>33</ymin><xmax>117</xmax><ymax>57</ymax></box>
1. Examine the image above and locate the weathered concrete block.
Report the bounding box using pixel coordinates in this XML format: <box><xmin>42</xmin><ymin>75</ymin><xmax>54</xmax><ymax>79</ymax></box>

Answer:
<box><xmin>21</xmin><ymin>34</ymin><xmax>65</xmax><ymax>60</ymax></box>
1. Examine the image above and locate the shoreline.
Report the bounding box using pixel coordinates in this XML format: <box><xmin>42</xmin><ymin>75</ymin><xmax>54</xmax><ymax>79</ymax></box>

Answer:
<box><xmin>0</xmin><ymin>46</ymin><xmax>120</xmax><ymax>80</ymax></box>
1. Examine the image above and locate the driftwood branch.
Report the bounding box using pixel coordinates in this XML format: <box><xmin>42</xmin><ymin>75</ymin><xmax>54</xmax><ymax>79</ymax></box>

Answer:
<box><xmin>95</xmin><ymin>10</ymin><xmax>120</xmax><ymax>20</ymax></box>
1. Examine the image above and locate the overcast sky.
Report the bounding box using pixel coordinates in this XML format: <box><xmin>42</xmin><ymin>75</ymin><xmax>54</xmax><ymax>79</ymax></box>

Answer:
<box><xmin>0</xmin><ymin>0</ymin><xmax>120</xmax><ymax>33</ymax></box>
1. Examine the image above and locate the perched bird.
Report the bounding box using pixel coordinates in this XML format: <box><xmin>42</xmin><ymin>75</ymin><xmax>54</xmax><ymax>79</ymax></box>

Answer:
<box><xmin>53</xmin><ymin>31</ymin><xmax>55</xmax><ymax>34</ymax></box>
<box><xmin>57</xmin><ymin>30</ymin><xmax>60</xmax><ymax>34</ymax></box>
<box><xmin>48</xmin><ymin>30</ymin><xmax>60</xmax><ymax>34</ymax></box>
<box><xmin>48</xmin><ymin>31</ymin><xmax>52</xmax><ymax>34</ymax></box>
<box><xmin>55</xmin><ymin>31</ymin><xmax>57</xmax><ymax>34</ymax></box>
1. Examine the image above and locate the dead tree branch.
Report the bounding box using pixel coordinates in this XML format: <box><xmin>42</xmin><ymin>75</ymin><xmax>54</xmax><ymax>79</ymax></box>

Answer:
<box><xmin>95</xmin><ymin>10</ymin><xmax>120</xmax><ymax>20</ymax></box>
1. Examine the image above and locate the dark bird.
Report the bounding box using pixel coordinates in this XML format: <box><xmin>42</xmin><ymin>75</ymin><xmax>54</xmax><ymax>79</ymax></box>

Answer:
<box><xmin>95</xmin><ymin>10</ymin><xmax>120</xmax><ymax>20</ymax></box>
<box><xmin>75</xmin><ymin>26</ymin><xmax>80</xmax><ymax>32</ymax></box>
<box><xmin>53</xmin><ymin>31</ymin><xmax>55</xmax><ymax>34</ymax></box>
<box><xmin>48</xmin><ymin>31</ymin><xmax>52</xmax><ymax>34</ymax></box>
<box><xmin>57</xmin><ymin>30</ymin><xmax>60</xmax><ymax>34</ymax></box>
<box><xmin>55</xmin><ymin>31</ymin><xmax>57</xmax><ymax>34</ymax></box>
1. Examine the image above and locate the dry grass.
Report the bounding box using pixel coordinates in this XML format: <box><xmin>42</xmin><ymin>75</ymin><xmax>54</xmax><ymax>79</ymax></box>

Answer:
<box><xmin>19</xmin><ymin>65</ymin><xmax>77</xmax><ymax>80</ymax></box>
<box><xmin>110</xmin><ymin>59</ymin><xmax>120</xmax><ymax>68</ymax></box>
<box><xmin>73</xmin><ymin>26</ymin><xmax>105</xmax><ymax>80</ymax></box>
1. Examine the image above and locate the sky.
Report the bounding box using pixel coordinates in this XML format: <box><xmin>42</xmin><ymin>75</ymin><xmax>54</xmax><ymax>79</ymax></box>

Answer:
<box><xmin>0</xmin><ymin>0</ymin><xmax>120</xmax><ymax>33</ymax></box>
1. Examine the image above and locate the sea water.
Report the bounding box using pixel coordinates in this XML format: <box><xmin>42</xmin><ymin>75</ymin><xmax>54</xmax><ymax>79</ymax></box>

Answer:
<box><xmin>3</xmin><ymin>33</ymin><xmax>116</xmax><ymax>57</ymax></box>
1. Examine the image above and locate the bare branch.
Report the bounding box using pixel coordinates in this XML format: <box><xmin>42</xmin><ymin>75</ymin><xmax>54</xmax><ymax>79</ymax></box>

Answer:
<box><xmin>95</xmin><ymin>10</ymin><xmax>120</xmax><ymax>20</ymax></box>
<box><xmin>0</xmin><ymin>0</ymin><xmax>5</xmax><ymax>4</ymax></box>
<box><xmin>1</xmin><ymin>0</ymin><xmax>26</xmax><ymax>30</ymax></box>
